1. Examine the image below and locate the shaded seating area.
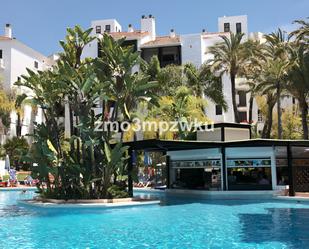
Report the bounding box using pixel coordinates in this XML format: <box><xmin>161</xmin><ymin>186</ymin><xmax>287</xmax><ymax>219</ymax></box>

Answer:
<box><xmin>124</xmin><ymin>138</ymin><xmax>309</xmax><ymax>195</ymax></box>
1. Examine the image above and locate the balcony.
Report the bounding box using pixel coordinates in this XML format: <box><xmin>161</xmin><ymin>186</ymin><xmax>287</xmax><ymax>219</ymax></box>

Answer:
<box><xmin>0</xmin><ymin>59</ymin><xmax>4</xmax><ymax>69</ymax></box>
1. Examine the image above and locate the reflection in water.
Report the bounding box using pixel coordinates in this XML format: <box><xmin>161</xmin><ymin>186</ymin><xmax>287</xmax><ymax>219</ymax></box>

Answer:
<box><xmin>239</xmin><ymin>208</ymin><xmax>309</xmax><ymax>248</ymax></box>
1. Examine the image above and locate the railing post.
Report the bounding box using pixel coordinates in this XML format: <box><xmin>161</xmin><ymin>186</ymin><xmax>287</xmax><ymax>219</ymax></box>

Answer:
<box><xmin>166</xmin><ymin>155</ymin><xmax>170</xmax><ymax>188</ymax></box>
<box><xmin>222</xmin><ymin>146</ymin><xmax>227</xmax><ymax>191</ymax></box>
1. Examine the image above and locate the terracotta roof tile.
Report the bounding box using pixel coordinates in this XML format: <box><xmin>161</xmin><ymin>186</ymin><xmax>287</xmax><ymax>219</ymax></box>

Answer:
<box><xmin>0</xmin><ymin>36</ymin><xmax>12</xmax><ymax>41</ymax></box>
<box><xmin>141</xmin><ymin>36</ymin><xmax>181</xmax><ymax>48</ymax></box>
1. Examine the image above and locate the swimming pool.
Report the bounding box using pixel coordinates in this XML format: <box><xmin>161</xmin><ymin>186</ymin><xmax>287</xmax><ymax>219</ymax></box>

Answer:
<box><xmin>0</xmin><ymin>190</ymin><xmax>308</xmax><ymax>248</ymax></box>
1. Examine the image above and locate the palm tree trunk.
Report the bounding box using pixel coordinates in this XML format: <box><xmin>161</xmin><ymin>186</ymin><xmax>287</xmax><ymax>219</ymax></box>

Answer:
<box><xmin>248</xmin><ymin>94</ymin><xmax>254</xmax><ymax>124</ymax></box>
<box><xmin>266</xmin><ymin>107</ymin><xmax>273</xmax><ymax>138</ymax></box>
<box><xmin>230</xmin><ymin>73</ymin><xmax>240</xmax><ymax>123</ymax></box>
<box><xmin>277</xmin><ymin>83</ymin><xmax>282</xmax><ymax>139</ymax></box>
<box><xmin>261</xmin><ymin>122</ymin><xmax>269</xmax><ymax>138</ymax></box>
<box><xmin>299</xmin><ymin>98</ymin><xmax>309</xmax><ymax>139</ymax></box>
<box><xmin>262</xmin><ymin>96</ymin><xmax>275</xmax><ymax>138</ymax></box>
<box><xmin>16</xmin><ymin>113</ymin><xmax>22</xmax><ymax>137</ymax></box>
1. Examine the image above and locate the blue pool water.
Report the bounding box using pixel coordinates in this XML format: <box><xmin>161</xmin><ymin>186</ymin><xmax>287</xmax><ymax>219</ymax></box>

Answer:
<box><xmin>0</xmin><ymin>190</ymin><xmax>309</xmax><ymax>249</ymax></box>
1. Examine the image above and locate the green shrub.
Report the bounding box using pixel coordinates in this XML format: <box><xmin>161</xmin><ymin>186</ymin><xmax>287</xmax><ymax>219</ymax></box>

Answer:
<box><xmin>3</xmin><ymin>137</ymin><xmax>30</xmax><ymax>170</ymax></box>
<box><xmin>107</xmin><ymin>185</ymin><xmax>129</xmax><ymax>199</ymax></box>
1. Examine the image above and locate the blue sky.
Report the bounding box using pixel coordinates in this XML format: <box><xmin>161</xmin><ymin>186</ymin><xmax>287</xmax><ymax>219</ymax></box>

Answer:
<box><xmin>1</xmin><ymin>0</ymin><xmax>308</xmax><ymax>55</ymax></box>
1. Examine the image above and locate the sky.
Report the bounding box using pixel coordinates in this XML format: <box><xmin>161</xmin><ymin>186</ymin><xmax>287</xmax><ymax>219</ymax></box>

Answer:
<box><xmin>0</xmin><ymin>0</ymin><xmax>308</xmax><ymax>56</ymax></box>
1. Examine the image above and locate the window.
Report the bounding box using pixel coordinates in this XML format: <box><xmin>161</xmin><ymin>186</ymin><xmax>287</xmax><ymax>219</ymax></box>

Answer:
<box><xmin>95</xmin><ymin>26</ymin><xmax>101</xmax><ymax>34</ymax></box>
<box><xmin>171</xmin><ymin>159</ymin><xmax>221</xmax><ymax>190</ymax></box>
<box><xmin>162</xmin><ymin>54</ymin><xmax>175</xmax><ymax>62</ymax></box>
<box><xmin>292</xmin><ymin>97</ymin><xmax>296</xmax><ymax>105</ymax></box>
<box><xmin>275</xmin><ymin>147</ymin><xmax>289</xmax><ymax>185</ymax></box>
<box><xmin>34</xmin><ymin>61</ymin><xmax>38</xmax><ymax>69</ymax></box>
<box><xmin>215</xmin><ymin>105</ymin><xmax>223</xmax><ymax>115</ymax></box>
<box><xmin>224</xmin><ymin>23</ymin><xmax>230</xmax><ymax>32</ymax></box>
<box><xmin>236</xmin><ymin>23</ymin><xmax>242</xmax><ymax>34</ymax></box>
<box><xmin>258</xmin><ymin>109</ymin><xmax>263</xmax><ymax>122</ymax></box>
<box><xmin>121</xmin><ymin>40</ymin><xmax>138</xmax><ymax>52</ymax></box>
<box><xmin>105</xmin><ymin>25</ymin><xmax>111</xmax><ymax>33</ymax></box>
<box><xmin>238</xmin><ymin>111</ymin><xmax>247</xmax><ymax>122</ymax></box>
<box><xmin>238</xmin><ymin>91</ymin><xmax>247</xmax><ymax>107</ymax></box>
<box><xmin>227</xmin><ymin>158</ymin><xmax>272</xmax><ymax>190</ymax></box>
<box><xmin>0</xmin><ymin>49</ymin><xmax>2</xmax><ymax>59</ymax></box>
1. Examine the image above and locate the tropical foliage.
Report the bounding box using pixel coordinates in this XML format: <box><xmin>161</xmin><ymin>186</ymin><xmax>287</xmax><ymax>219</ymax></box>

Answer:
<box><xmin>7</xmin><ymin>17</ymin><xmax>309</xmax><ymax>200</ymax></box>
<box><xmin>2</xmin><ymin>137</ymin><xmax>30</xmax><ymax>170</ymax></box>
<box><xmin>207</xmin><ymin>19</ymin><xmax>309</xmax><ymax>139</ymax></box>
<box><xmin>16</xmin><ymin>27</ymin><xmax>157</xmax><ymax>199</ymax></box>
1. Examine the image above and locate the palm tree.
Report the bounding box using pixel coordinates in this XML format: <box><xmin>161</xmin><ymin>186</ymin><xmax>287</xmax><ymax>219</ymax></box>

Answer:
<box><xmin>0</xmin><ymin>86</ymin><xmax>14</xmax><ymax>137</ymax></box>
<box><xmin>289</xmin><ymin>18</ymin><xmax>309</xmax><ymax>44</ymax></box>
<box><xmin>261</xmin><ymin>93</ymin><xmax>277</xmax><ymax>138</ymax></box>
<box><xmin>264</xmin><ymin>29</ymin><xmax>290</xmax><ymax>139</ymax></box>
<box><xmin>286</xmin><ymin>44</ymin><xmax>309</xmax><ymax>139</ymax></box>
<box><xmin>208</xmin><ymin>32</ymin><xmax>246</xmax><ymax>123</ymax></box>
<box><xmin>183</xmin><ymin>63</ymin><xmax>227</xmax><ymax>111</ymax></box>
<box><xmin>241</xmin><ymin>39</ymin><xmax>266</xmax><ymax>124</ymax></box>
<box><xmin>97</xmin><ymin>34</ymin><xmax>158</xmax><ymax>123</ymax></box>
<box><xmin>141</xmin><ymin>55</ymin><xmax>161</xmax><ymax>81</ymax></box>
<box><xmin>148</xmin><ymin>86</ymin><xmax>208</xmax><ymax>140</ymax></box>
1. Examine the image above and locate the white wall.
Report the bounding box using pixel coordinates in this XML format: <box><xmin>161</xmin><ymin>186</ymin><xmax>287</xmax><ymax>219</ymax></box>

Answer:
<box><xmin>224</xmin><ymin>128</ymin><xmax>250</xmax><ymax>141</ymax></box>
<box><xmin>0</xmin><ymin>38</ymin><xmax>52</xmax><ymax>141</ymax></box>
<box><xmin>141</xmin><ymin>16</ymin><xmax>156</xmax><ymax>41</ymax></box>
<box><xmin>218</xmin><ymin>15</ymin><xmax>248</xmax><ymax>40</ymax></box>
<box><xmin>82</xmin><ymin>19</ymin><xmax>122</xmax><ymax>59</ymax></box>
<box><xmin>91</xmin><ymin>19</ymin><xmax>122</xmax><ymax>33</ymax></box>
<box><xmin>180</xmin><ymin>33</ymin><xmax>203</xmax><ymax>67</ymax></box>
<box><xmin>197</xmin><ymin>128</ymin><xmax>222</xmax><ymax>141</ymax></box>
<box><xmin>0</xmin><ymin>40</ymin><xmax>13</xmax><ymax>91</ymax></box>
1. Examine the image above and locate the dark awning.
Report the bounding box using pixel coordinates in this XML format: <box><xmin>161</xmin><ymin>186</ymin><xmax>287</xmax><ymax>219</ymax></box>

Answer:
<box><xmin>122</xmin><ymin>138</ymin><xmax>309</xmax><ymax>152</ymax></box>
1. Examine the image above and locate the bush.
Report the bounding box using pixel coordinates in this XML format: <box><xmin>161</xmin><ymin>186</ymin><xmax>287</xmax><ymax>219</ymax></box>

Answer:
<box><xmin>107</xmin><ymin>185</ymin><xmax>129</xmax><ymax>199</ymax></box>
<box><xmin>3</xmin><ymin>137</ymin><xmax>30</xmax><ymax>170</ymax></box>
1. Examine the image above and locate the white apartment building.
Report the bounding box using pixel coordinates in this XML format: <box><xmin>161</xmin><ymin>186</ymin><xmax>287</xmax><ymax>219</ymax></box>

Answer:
<box><xmin>0</xmin><ymin>24</ymin><xmax>54</xmax><ymax>143</ymax></box>
<box><xmin>83</xmin><ymin>15</ymin><xmax>261</xmax><ymax>127</ymax></box>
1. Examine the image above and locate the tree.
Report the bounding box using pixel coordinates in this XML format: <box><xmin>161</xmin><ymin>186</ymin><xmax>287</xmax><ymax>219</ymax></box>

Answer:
<box><xmin>241</xmin><ymin>39</ymin><xmax>266</xmax><ymax>124</ymax></box>
<box><xmin>156</xmin><ymin>64</ymin><xmax>184</xmax><ymax>96</ymax></box>
<box><xmin>289</xmin><ymin>18</ymin><xmax>309</xmax><ymax>44</ymax></box>
<box><xmin>272</xmin><ymin>110</ymin><xmax>302</xmax><ymax>139</ymax></box>
<box><xmin>264</xmin><ymin>29</ymin><xmax>290</xmax><ymax>139</ymax></box>
<box><xmin>3</xmin><ymin>137</ymin><xmax>29</xmax><ymax>169</ymax></box>
<box><xmin>286</xmin><ymin>44</ymin><xmax>309</xmax><ymax>139</ymax></box>
<box><xmin>208</xmin><ymin>32</ymin><xmax>246</xmax><ymax>123</ymax></box>
<box><xmin>147</xmin><ymin>86</ymin><xmax>208</xmax><ymax>140</ymax></box>
<box><xmin>183</xmin><ymin>63</ymin><xmax>227</xmax><ymax>111</ymax></box>
<box><xmin>141</xmin><ymin>56</ymin><xmax>161</xmax><ymax>81</ymax></box>
<box><xmin>0</xmin><ymin>86</ymin><xmax>14</xmax><ymax>135</ymax></box>
<box><xmin>259</xmin><ymin>92</ymin><xmax>277</xmax><ymax>138</ymax></box>
<box><xmin>16</xmin><ymin>28</ymin><xmax>157</xmax><ymax>199</ymax></box>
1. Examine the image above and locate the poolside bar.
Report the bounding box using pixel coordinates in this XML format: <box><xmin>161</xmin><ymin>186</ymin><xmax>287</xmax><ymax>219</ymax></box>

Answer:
<box><xmin>125</xmin><ymin>123</ymin><xmax>309</xmax><ymax>196</ymax></box>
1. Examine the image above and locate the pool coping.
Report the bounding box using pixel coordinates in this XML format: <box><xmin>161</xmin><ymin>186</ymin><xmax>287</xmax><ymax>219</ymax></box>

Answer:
<box><xmin>274</xmin><ymin>196</ymin><xmax>309</xmax><ymax>202</ymax></box>
<box><xmin>19</xmin><ymin>198</ymin><xmax>160</xmax><ymax>209</ymax></box>
<box><xmin>0</xmin><ymin>187</ymin><xmax>36</xmax><ymax>191</ymax></box>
